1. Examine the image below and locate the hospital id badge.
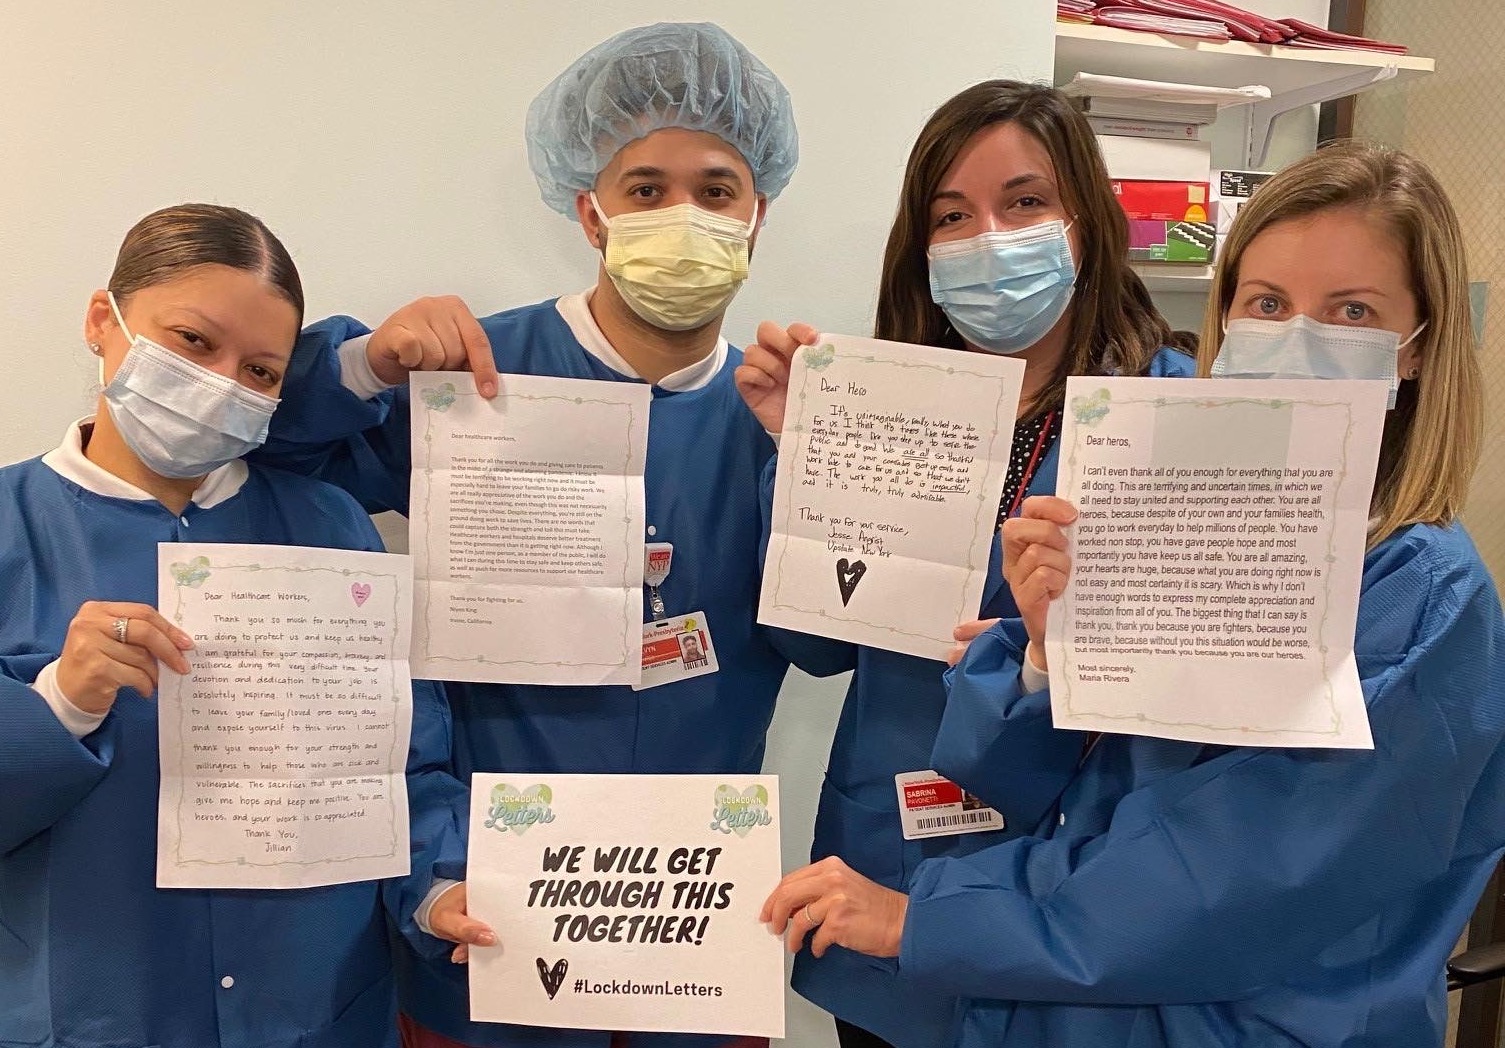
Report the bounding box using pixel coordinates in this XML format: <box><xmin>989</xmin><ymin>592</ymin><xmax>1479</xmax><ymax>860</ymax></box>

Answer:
<box><xmin>895</xmin><ymin>770</ymin><xmax>1005</xmax><ymax>840</ymax></box>
<box><xmin>633</xmin><ymin>610</ymin><xmax>719</xmax><ymax>691</ymax></box>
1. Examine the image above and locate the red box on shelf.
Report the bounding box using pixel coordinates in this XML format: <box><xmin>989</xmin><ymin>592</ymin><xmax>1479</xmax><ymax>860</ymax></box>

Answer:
<box><xmin>1112</xmin><ymin>179</ymin><xmax>1211</xmax><ymax>222</ymax></box>
<box><xmin>1113</xmin><ymin>179</ymin><xmax>1215</xmax><ymax>264</ymax></box>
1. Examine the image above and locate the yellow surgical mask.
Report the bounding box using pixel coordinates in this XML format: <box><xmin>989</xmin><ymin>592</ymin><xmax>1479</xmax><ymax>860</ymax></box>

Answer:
<box><xmin>593</xmin><ymin>194</ymin><xmax>758</xmax><ymax>331</ymax></box>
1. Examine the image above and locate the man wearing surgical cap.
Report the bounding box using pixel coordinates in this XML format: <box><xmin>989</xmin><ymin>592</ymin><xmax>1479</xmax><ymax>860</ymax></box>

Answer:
<box><xmin>250</xmin><ymin>22</ymin><xmax>797</xmax><ymax>1048</ymax></box>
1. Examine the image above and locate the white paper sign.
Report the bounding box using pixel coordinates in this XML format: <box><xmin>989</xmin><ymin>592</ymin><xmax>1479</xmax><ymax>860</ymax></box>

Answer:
<box><xmin>1048</xmin><ymin>377</ymin><xmax>1387</xmax><ymax>748</ymax></box>
<box><xmin>156</xmin><ymin>543</ymin><xmax>414</xmax><ymax>888</ymax></box>
<box><xmin>467</xmin><ymin>774</ymin><xmax>784</xmax><ymax>1037</ymax></box>
<box><xmin>759</xmin><ymin>335</ymin><xmax>1024</xmax><ymax>659</ymax></box>
<box><xmin>408</xmin><ymin>372</ymin><xmax>650</xmax><ymax>685</ymax></box>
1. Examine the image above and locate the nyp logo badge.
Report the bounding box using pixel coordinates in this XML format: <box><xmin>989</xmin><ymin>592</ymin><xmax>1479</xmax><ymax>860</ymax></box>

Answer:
<box><xmin>709</xmin><ymin>784</ymin><xmax>774</xmax><ymax>838</ymax></box>
<box><xmin>484</xmin><ymin>783</ymin><xmax>556</xmax><ymax>836</ymax></box>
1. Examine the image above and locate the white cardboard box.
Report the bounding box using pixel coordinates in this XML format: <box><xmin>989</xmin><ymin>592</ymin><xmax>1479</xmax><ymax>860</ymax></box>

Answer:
<box><xmin>1096</xmin><ymin>134</ymin><xmax>1211</xmax><ymax>182</ymax></box>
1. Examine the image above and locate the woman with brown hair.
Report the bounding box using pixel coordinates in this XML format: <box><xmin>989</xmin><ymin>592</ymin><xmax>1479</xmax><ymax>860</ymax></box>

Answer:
<box><xmin>762</xmin><ymin>142</ymin><xmax>1505</xmax><ymax>1048</ymax></box>
<box><xmin>735</xmin><ymin>80</ymin><xmax>1192</xmax><ymax>1048</ymax></box>
<box><xmin>0</xmin><ymin>204</ymin><xmax>462</xmax><ymax>1048</ymax></box>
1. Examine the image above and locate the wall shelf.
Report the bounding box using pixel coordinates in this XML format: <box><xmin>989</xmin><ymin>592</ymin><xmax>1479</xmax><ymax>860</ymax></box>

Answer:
<box><xmin>1132</xmin><ymin>262</ymin><xmax>1213</xmax><ymax>293</ymax></box>
<box><xmin>1055</xmin><ymin>22</ymin><xmax>1434</xmax><ymax>166</ymax></box>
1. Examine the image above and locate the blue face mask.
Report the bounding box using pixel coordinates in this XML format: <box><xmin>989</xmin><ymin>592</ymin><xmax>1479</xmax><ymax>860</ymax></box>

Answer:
<box><xmin>1211</xmin><ymin>315</ymin><xmax>1425</xmax><ymax>409</ymax></box>
<box><xmin>102</xmin><ymin>292</ymin><xmax>279</xmax><ymax>479</ymax></box>
<box><xmin>927</xmin><ymin>219</ymin><xmax>1076</xmax><ymax>355</ymax></box>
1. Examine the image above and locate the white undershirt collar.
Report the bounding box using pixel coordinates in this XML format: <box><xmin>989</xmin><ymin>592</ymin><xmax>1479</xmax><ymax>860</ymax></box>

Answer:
<box><xmin>40</xmin><ymin>417</ymin><xmax>248</xmax><ymax>510</ymax></box>
<box><xmin>554</xmin><ymin>289</ymin><xmax>727</xmax><ymax>392</ymax></box>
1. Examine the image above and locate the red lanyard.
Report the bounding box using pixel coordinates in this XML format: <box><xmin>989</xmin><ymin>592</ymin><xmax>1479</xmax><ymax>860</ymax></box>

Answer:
<box><xmin>1006</xmin><ymin>411</ymin><xmax>1057</xmax><ymax>520</ymax></box>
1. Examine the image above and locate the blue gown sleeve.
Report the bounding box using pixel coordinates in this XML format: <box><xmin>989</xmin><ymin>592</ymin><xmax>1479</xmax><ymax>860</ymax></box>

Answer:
<box><xmin>0</xmin><ymin>671</ymin><xmax>117</xmax><ymax>855</ymax></box>
<box><xmin>250</xmin><ymin>316</ymin><xmax>414</xmax><ymax>514</ymax></box>
<box><xmin>901</xmin><ymin>532</ymin><xmax>1505</xmax><ymax>1004</ymax></box>
<box><xmin>320</xmin><ymin>502</ymin><xmax>469</xmax><ymax>957</ymax></box>
<box><xmin>383</xmin><ymin>677</ymin><xmax>470</xmax><ymax>960</ymax></box>
<box><xmin>757</xmin><ymin>454</ymin><xmax>860</xmax><ymax>677</ymax></box>
<box><xmin>933</xmin><ymin>618</ymin><xmax>1085</xmax><ymax>833</ymax></box>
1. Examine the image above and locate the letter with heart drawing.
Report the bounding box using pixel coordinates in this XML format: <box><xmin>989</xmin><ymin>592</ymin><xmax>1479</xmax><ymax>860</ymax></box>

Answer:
<box><xmin>350</xmin><ymin>582</ymin><xmax>372</xmax><ymax>607</ymax></box>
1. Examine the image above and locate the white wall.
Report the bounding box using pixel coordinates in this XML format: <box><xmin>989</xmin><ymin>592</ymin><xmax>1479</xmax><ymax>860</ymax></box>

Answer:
<box><xmin>0</xmin><ymin>3</ymin><xmax>1056</xmax><ymax>1043</ymax></box>
<box><xmin>0</xmin><ymin>1</ymin><xmax>1054</xmax><ymax>457</ymax></box>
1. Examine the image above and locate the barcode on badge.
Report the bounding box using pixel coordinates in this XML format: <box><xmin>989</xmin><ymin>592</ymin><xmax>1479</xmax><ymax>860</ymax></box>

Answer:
<box><xmin>895</xmin><ymin>770</ymin><xmax>1005</xmax><ymax>840</ymax></box>
<box><xmin>915</xmin><ymin>810</ymin><xmax>999</xmax><ymax>831</ymax></box>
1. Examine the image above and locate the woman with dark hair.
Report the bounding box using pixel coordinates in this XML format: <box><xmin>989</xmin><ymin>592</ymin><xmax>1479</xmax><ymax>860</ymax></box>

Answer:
<box><xmin>0</xmin><ymin>204</ymin><xmax>463</xmax><ymax>1048</ymax></box>
<box><xmin>735</xmin><ymin>81</ymin><xmax>1193</xmax><ymax>1048</ymax></box>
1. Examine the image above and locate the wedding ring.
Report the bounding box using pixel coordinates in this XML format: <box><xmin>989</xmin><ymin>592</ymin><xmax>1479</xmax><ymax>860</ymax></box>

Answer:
<box><xmin>113</xmin><ymin>617</ymin><xmax>129</xmax><ymax>644</ymax></box>
<box><xmin>802</xmin><ymin>904</ymin><xmax>821</xmax><ymax>927</ymax></box>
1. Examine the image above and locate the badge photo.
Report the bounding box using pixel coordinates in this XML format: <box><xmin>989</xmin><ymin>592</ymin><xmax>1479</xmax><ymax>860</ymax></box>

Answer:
<box><xmin>635</xmin><ymin>611</ymin><xmax>719</xmax><ymax>691</ymax></box>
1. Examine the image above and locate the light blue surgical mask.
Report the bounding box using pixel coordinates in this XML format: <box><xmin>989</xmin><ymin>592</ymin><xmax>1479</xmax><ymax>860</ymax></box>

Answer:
<box><xmin>927</xmin><ymin>219</ymin><xmax>1076</xmax><ymax>354</ymax></box>
<box><xmin>102</xmin><ymin>292</ymin><xmax>279</xmax><ymax>479</ymax></box>
<box><xmin>1212</xmin><ymin>315</ymin><xmax>1425</xmax><ymax>409</ymax></box>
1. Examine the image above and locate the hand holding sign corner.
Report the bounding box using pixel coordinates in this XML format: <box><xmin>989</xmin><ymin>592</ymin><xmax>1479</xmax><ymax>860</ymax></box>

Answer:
<box><xmin>760</xmin><ymin>854</ymin><xmax>908</xmax><ymax>960</ymax></box>
<box><xmin>428</xmin><ymin>883</ymin><xmax>497</xmax><ymax>964</ymax></box>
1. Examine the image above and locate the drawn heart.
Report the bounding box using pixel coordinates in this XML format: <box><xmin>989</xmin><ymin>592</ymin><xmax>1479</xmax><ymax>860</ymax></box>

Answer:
<box><xmin>350</xmin><ymin>582</ymin><xmax>371</xmax><ymax>607</ymax></box>
<box><xmin>835</xmin><ymin>558</ymin><xmax>867</xmax><ymax>607</ymax></box>
<box><xmin>536</xmin><ymin>957</ymin><xmax>568</xmax><ymax>1000</ymax></box>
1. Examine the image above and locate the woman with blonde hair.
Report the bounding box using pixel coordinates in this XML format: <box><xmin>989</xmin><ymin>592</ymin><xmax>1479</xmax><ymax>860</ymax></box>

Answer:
<box><xmin>762</xmin><ymin>141</ymin><xmax>1505</xmax><ymax>1048</ymax></box>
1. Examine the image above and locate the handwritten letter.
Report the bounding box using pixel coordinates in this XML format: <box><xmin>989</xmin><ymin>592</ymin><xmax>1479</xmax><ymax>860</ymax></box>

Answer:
<box><xmin>759</xmin><ymin>335</ymin><xmax>1023</xmax><ymax>659</ymax></box>
<box><xmin>156</xmin><ymin>543</ymin><xmax>414</xmax><ymax>888</ymax></box>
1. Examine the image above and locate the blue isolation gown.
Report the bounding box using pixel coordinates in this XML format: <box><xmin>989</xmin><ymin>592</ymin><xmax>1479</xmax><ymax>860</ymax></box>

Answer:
<box><xmin>775</xmin><ymin>348</ymin><xmax>1195</xmax><ymax>1048</ymax></box>
<box><xmin>253</xmin><ymin>296</ymin><xmax>790</xmax><ymax>1048</ymax></box>
<box><xmin>904</xmin><ymin>521</ymin><xmax>1505</xmax><ymax>1047</ymax></box>
<box><xmin>0</xmin><ymin>424</ymin><xmax>465</xmax><ymax>1048</ymax></box>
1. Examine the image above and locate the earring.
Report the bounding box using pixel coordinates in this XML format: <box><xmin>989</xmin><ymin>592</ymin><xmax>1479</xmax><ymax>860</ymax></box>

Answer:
<box><xmin>87</xmin><ymin>341</ymin><xmax>102</xmax><ymax>355</ymax></box>
<box><xmin>1406</xmin><ymin>366</ymin><xmax>1420</xmax><ymax>380</ymax></box>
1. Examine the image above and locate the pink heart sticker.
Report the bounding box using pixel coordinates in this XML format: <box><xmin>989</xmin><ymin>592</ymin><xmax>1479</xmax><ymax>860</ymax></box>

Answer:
<box><xmin>350</xmin><ymin>582</ymin><xmax>372</xmax><ymax>607</ymax></box>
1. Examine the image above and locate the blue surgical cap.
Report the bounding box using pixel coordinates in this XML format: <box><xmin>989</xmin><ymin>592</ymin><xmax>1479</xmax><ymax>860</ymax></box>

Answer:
<box><xmin>526</xmin><ymin>22</ymin><xmax>799</xmax><ymax>215</ymax></box>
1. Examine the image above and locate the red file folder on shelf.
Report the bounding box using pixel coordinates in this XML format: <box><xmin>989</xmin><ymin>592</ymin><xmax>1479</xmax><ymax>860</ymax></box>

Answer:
<box><xmin>1275</xmin><ymin>18</ymin><xmax>1409</xmax><ymax>54</ymax></box>
<box><xmin>1101</xmin><ymin>0</ymin><xmax>1291</xmax><ymax>42</ymax></box>
<box><xmin>1089</xmin><ymin>7</ymin><xmax>1232</xmax><ymax>40</ymax></box>
<box><xmin>1060</xmin><ymin>1</ymin><xmax>1411</xmax><ymax>54</ymax></box>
